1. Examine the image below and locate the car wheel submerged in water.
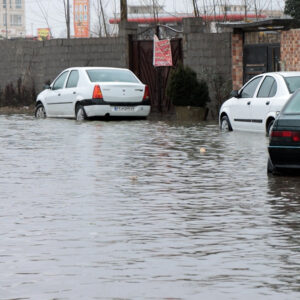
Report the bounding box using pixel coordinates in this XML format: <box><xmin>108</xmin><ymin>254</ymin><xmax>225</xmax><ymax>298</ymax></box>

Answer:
<box><xmin>266</xmin><ymin>119</ymin><xmax>275</xmax><ymax>137</ymax></box>
<box><xmin>76</xmin><ymin>104</ymin><xmax>86</xmax><ymax>121</ymax></box>
<box><xmin>35</xmin><ymin>103</ymin><xmax>46</xmax><ymax>118</ymax></box>
<box><xmin>220</xmin><ymin>115</ymin><xmax>232</xmax><ymax>132</ymax></box>
<box><xmin>267</xmin><ymin>157</ymin><xmax>279</xmax><ymax>175</ymax></box>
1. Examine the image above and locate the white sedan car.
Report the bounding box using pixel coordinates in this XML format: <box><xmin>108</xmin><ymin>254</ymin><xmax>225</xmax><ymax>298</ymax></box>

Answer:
<box><xmin>219</xmin><ymin>72</ymin><xmax>300</xmax><ymax>135</ymax></box>
<box><xmin>35</xmin><ymin>67</ymin><xmax>151</xmax><ymax>120</ymax></box>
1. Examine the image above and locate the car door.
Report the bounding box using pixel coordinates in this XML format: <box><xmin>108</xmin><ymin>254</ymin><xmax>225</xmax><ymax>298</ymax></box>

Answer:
<box><xmin>44</xmin><ymin>71</ymin><xmax>69</xmax><ymax>116</ymax></box>
<box><xmin>250</xmin><ymin>75</ymin><xmax>277</xmax><ymax>131</ymax></box>
<box><xmin>60</xmin><ymin>70</ymin><xmax>80</xmax><ymax>117</ymax></box>
<box><xmin>231</xmin><ymin>76</ymin><xmax>263</xmax><ymax>130</ymax></box>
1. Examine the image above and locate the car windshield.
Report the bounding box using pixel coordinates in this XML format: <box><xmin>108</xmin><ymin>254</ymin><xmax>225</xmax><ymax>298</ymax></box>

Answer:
<box><xmin>283</xmin><ymin>90</ymin><xmax>300</xmax><ymax>114</ymax></box>
<box><xmin>284</xmin><ymin>76</ymin><xmax>300</xmax><ymax>93</ymax></box>
<box><xmin>86</xmin><ymin>69</ymin><xmax>139</xmax><ymax>83</ymax></box>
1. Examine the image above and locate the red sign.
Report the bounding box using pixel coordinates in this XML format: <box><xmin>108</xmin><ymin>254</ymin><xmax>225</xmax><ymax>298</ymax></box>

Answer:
<box><xmin>73</xmin><ymin>0</ymin><xmax>90</xmax><ymax>38</ymax></box>
<box><xmin>153</xmin><ymin>35</ymin><xmax>173</xmax><ymax>67</ymax></box>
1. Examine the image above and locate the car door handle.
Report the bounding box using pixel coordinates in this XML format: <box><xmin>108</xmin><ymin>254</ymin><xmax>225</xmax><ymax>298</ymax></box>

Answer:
<box><xmin>266</xmin><ymin>101</ymin><xmax>270</xmax><ymax>105</ymax></box>
<box><xmin>73</xmin><ymin>91</ymin><xmax>76</xmax><ymax>94</ymax></box>
<box><xmin>247</xmin><ymin>101</ymin><xmax>251</xmax><ymax>105</ymax></box>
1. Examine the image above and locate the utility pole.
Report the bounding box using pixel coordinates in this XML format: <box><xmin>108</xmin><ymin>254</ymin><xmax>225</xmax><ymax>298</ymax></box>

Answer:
<box><xmin>5</xmin><ymin>1</ymin><xmax>8</xmax><ymax>39</ymax></box>
<box><xmin>67</xmin><ymin>0</ymin><xmax>70</xmax><ymax>39</ymax></box>
<box><xmin>120</xmin><ymin>0</ymin><xmax>127</xmax><ymax>21</ymax></box>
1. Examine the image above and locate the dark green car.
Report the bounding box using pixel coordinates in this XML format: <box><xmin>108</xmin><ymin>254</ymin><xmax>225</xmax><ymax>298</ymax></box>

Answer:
<box><xmin>268</xmin><ymin>89</ymin><xmax>300</xmax><ymax>174</ymax></box>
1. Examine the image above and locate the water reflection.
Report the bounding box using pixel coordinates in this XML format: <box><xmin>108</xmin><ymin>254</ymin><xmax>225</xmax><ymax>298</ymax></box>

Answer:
<box><xmin>267</xmin><ymin>176</ymin><xmax>300</xmax><ymax>294</ymax></box>
<box><xmin>0</xmin><ymin>115</ymin><xmax>300</xmax><ymax>299</ymax></box>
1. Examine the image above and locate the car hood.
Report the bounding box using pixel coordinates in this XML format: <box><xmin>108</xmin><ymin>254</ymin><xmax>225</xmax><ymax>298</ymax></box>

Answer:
<box><xmin>37</xmin><ymin>89</ymin><xmax>49</xmax><ymax>100</ymax></box>
<box><xmin>220</xmin><ymin>97</ymin><xmax>235</xmax><ymax>110</ymax></box>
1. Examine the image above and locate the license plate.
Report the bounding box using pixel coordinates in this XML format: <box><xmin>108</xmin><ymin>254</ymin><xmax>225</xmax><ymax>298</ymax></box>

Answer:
<box><xmin>113</xmin><ymin>106</ymin><xmax>134</xmax><ymax>112</ymax></box>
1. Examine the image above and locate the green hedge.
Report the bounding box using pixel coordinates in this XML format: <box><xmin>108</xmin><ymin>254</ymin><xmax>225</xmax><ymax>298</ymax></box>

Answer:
<box><xmin>167</xmin><ymin>64</ymin><xmax>210</xmax><ymax>107</ymax></box>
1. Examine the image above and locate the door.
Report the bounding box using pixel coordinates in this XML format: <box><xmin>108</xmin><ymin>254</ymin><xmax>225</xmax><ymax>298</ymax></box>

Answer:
<box><xmin>250</xmin><ymin>75</ymin><xmax>277</xmax><ymax>131</ymax></box>
<box><xmin>129</xmin><ymin>37</ymin><xmax>182</xmax><ymax>113</ymax></box>
<box><xmin>45</xmin><ymin>71</ymin><xmax>69</xmax><ymax>116</ymax></box>
<box><xmin>243</xmin><ymin>44</ymin><xmax>280</xmax><ymax>83</ymax></box>
<box><xmin>231</xmin><ymin>76</ymin><xmax>263</xmax><ymax>130</ymax></box>
<box><xmin>63</xmin><ymin>70</ymin><xmax>80</xmax><ymax>116</ymax></box>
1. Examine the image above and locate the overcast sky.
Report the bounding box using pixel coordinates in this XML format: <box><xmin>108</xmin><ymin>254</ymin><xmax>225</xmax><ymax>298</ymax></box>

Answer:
<box><xmin>25</xmin><ymin>0</ymin><xmax>285</xmax><ymax>38</ymax></box>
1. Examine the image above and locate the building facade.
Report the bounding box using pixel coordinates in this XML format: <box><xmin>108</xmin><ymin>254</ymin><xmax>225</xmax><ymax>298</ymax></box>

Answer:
<box><xmin>0</xmin><ymin>0</ymin><xmax>25</xmax><ymax>38</ymax></box>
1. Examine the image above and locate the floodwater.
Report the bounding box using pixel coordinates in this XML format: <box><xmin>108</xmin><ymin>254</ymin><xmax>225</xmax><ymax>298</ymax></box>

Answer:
<box><xmin>0</xmin><ymin>114</ymin><xmax>299</xmax><ymax>300</ymax></box>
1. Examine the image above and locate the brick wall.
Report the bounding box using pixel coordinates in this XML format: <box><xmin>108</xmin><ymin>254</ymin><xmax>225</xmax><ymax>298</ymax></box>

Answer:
<box><xmin>0</xmin><ymin>37</ymin><xmax>127</xmax><ymax>93</ymax></box>
<box><xmin>231</xmin><ymin>33</ymin><xmax>243</xmax><ymax>90</ymax></box>
<box><xmin>281</xmin><ymin>29</ymin><xmax>300</xmax><ymax>71</ymax></box>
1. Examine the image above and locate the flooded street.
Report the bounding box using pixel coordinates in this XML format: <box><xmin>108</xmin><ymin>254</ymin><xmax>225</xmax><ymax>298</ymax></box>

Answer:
<box><xmin>0</xmin><ymin>114</ymin><xmax>299</xmax><ymax>299</ymax></box>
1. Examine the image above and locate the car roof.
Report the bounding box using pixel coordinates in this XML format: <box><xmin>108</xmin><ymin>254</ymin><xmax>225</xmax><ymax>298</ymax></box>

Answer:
<box><xmin>262</xmin><ymin>71</ymin><xmax>300</xmax><ymax>77</ymax></box>
<box><xmin>65</xmin><ymin>67</ymin><xmax>131</xmax><ymax>71</ymax></box>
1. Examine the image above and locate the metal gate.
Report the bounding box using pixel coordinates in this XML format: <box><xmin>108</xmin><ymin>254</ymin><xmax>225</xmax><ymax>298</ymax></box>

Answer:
<box><xmin>243</xmin><ymin>43</ymin><xmax>280</xmax><ymax>83</ymax></box>
<box><xmin>129</xmin><ymin>35</ymin><xmax>182</xmax><ymax>113</ymax></box>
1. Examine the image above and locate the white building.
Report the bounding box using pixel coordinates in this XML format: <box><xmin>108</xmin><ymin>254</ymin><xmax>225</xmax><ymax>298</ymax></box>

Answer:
<box><xmin>0</xmin><ymin>0</ymin><xmax>25</xmax><ymax>38</ymax></box>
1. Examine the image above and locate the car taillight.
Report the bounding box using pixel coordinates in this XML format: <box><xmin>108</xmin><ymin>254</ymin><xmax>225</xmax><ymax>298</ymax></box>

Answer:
<box><xmin>143</xmin><ymin>85</ymin><xmax>149</xmax><ymax>100</ymax></box>
<box><xmin>93</xmin><ymin>85</ymin><xmax>103</xmax><ymax>99</ymax></box>
<box><xmin>271</xmin><ymin>130</ymin><xmax>300</xmax><ymax>142</ymax></box>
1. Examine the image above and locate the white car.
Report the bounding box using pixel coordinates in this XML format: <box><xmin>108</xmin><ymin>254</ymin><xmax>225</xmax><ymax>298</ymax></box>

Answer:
<box><xmin>219</xmin><ymin>72</ymin><xmax>300</xmax><ymax>135</ymax></box>
<box><xmin>35</xmin><ymin>67</ymin><xmax>151</xmax><ymax>120</ymax></box>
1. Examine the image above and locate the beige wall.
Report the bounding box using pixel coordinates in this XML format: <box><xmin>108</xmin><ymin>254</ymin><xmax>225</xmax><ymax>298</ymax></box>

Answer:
<box><xmin>0</xmin><ymin>0</ymin><xmax>25</xmax><ymax>38</ymax></box>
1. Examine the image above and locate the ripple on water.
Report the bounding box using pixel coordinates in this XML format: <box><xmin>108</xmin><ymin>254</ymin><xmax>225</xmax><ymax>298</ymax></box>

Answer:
<box><xmin>0</xmin><ymin>115</ymin><xmax>299</xmax><ymax>299</ymax></box>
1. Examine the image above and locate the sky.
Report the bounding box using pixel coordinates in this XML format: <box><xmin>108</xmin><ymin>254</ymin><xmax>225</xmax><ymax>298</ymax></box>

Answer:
<box><xmin>25</xmin><ymin>0</ymin><xmax>286</xmax><ymax>38</ymax></box>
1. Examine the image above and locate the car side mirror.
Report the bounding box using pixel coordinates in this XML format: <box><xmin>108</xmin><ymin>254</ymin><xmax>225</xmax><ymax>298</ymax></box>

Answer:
<box><xmin>43</xmin><ymin>84</ymin><xmax>51</xmax><ymax>90</ymax></box>
<box><xmin>230</xmin><ymin>90</ymin><xmax>240</xmax><ymax>98</ymax></box>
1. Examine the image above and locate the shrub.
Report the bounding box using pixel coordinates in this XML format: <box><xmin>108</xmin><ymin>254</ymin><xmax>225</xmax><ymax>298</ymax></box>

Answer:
<box><xmin>167</xmin><ymin>64</ymin><xmax>210</xmax><ymax>107</ymax></box>
<box><xmin>0</xmin><ymin>78</ymin><xmax>36</xmax><ymax>107</ymax></box>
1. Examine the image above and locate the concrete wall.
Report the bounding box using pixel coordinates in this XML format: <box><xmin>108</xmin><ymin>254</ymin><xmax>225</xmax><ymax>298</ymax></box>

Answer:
<box><xmin>182</xmin><ymin>18</ymin><xmax>232</xmax><ymax>118</ymax></box>
<box><xmin>0</xmin><ymin>19</ymin><xmax>232</xmax><ymax>118</ymax></box>
<box><xmin>0</xmin><ymin>37</ymin><xmax>127</xmax><ymax>92</ymax></box>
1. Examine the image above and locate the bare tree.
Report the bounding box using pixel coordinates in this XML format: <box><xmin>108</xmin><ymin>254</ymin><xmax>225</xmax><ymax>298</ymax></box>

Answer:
<box><xmin>120</xmin><ymin>0</ymin><xmax>128</xmax><ymax>21</ymax></box>
<box><xmin>94</xmin><ymin>0</ymin><xmax>108</xmax><ymax>36</ymax></box>
<box><xmin>35</xmin><ymin>0</ymin><xmax>53</xmax><ymax>38</ymax></box>
<box><xmin>192</xmin><ymin>0</ymin><xmax>200</xmax><ymax>17</ymax></box>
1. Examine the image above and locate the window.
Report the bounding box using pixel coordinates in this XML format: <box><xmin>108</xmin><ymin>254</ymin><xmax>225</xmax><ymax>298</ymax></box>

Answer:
<box><xmin>284</xmin><ymin>76</ymin><xmax>300</xmax><ymax>94</ymax></box>
<box><xmin>283</xmin><ymin>90</ymin><xmax>300</xmax><ymax>114</ymax></box>
<box><xmin>240</xmin><ymin>77</ymin><xmax>262</xmax><ymax>98</ymax></box>
<box><xmin>52</xmin><ymin>72</ymin><xmax>68</xmax><ymax>90</ymax></box>
<box><xmin>66</xmin><ymin>70</ymin><xmax>79</xmax><ymax>88</ymax></box>
<box><xmin>3</xmin><ymin>14</ymin><xmax>7</xmax><ymax>26</ymax></box>
<box><xmin>3</xmin><ymin>0</ymin><xmax>6</xmax><ymax>8</ymax></box>
<box><xmin>269</xmin><ymin>81</ymin><xmax>277</xmax><ymax>97</ymax></box>
<box><xmin>16</xmin><ymin>0</ymin><xmax>22</xmax><ymax>9</ymax></box>
<box><xmin>86</xmin><ymin>69</ymin><xmax>139</xmax><ymax>83</ymax></box>
<box><xmin>10</xmin><ymin>15</ymin><xmax>22</xmax><ymax>26</ymax></box>
<box><xmin>257</xmin><ymin>76</ymin><xmax>277</xmax><ymax>98</ymax></box>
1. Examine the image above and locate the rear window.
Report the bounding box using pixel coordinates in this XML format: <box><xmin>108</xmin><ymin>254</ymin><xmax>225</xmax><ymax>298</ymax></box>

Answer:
<box><xmin>86</xmin><ymin>69</ymin><xmax>139</xmax><ymax>83</ymax></box>
<box><xmin>284</xmin><ymin>76</ymin><xmax>300</xmax><ymax>93</ymax></box>
<box><xmin>283</xmin><ymin>90</ymin><xmax>300</xmax><ymax>114</ymax></box>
